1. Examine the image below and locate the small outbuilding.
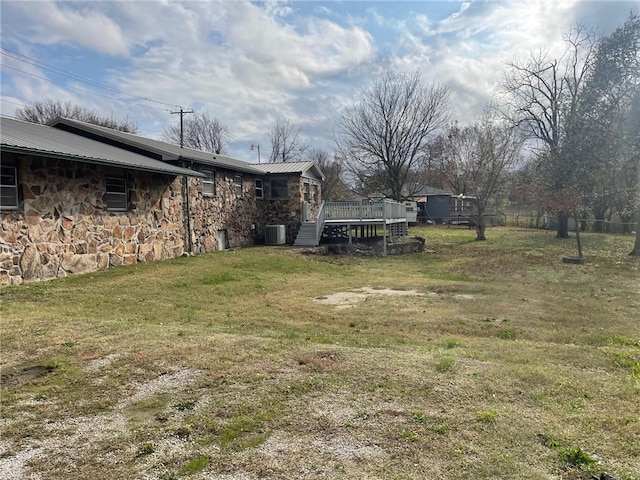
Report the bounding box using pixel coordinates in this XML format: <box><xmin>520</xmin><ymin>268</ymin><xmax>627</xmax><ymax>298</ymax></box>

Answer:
<box><xmin>410</xmin><ymin>186</ymin><xmax>453</xmax><ymax>224</ymax></box>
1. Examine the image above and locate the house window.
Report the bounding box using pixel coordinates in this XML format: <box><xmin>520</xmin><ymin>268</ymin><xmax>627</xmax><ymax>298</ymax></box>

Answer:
<box><xmin>0</xmin><ymin>165</ymin><xmax>19</xmax><ymax>209</ymax></box>
<box><xmin>271</xmin><ymin>178</ymin><xmax>289</xmax><ymax>200</ymax></box>
<box><xmin>105</xmin><ymin>177</ymin><xmax>128</xmax><ymax>211</ymax></box>
<box><xmin>234</xmin><ymin>174</ymin><xmax>243</xmax><ymax>198</ymax></box>
<box><xmin>303</xmin><ymin>182</ymin><xmax>310</xmax><ymax>202</ymax></box>
<box><xmin>255</xmin><ymin>179</ymin><xmax>264</xmax><ymax>199</ymax></box>
<box><xmin>202</xmin><ymin>170</ymin><xmax>215</xmax><ymax>196</ymax></box>
<box><xmin>313</xmin><ymin>184</ymin><xmax>319</xmax><ymax>203</ymax></box>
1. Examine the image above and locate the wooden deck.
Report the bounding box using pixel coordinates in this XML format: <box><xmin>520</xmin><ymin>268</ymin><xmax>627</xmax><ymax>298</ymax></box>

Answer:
<box><xmin>293</xmin><ymin>200</ymin><xmax>409</xmax><ymax>251</ymax></box>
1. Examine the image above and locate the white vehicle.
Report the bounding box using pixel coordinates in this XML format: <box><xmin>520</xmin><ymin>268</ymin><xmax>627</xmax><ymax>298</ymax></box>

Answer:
<box><xmin>403</xmin><ymin>201</ymin><xmax>418</xmax><ymax>223</ymax></box>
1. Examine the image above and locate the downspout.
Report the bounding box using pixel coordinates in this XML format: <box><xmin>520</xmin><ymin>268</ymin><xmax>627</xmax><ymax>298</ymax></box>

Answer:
<box><xmin>182</xmin><ymin>160</ymin><xmax>193</xmax><ymax>255</ymax></box>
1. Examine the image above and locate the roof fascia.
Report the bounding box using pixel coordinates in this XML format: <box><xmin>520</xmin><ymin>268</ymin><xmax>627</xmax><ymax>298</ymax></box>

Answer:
<box><xmin>1</xmin><ymin>145</ymin><xmax>204</xmax><ymax>177</ymax></box>
<box><xmin>49</xmin><ymin>118</ymin><xmax>176</xmax><ymax>161</ymax></box>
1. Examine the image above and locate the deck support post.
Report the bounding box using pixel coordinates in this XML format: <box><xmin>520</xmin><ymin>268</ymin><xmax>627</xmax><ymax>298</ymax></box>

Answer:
<box><xmin>383</xmin><ymin>200</ymin><xmax>387</xmax><ymax>256</ymax></box>
<box><xmin>348</xmin><ymin>225</ymin><xmax>352</xmax><ymax>244</ymax></box>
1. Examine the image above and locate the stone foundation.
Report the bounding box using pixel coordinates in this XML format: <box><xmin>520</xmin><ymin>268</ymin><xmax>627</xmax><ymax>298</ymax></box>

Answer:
<box><xmin>301</xmin><ymin>236</ymin><xmax>425</xmax><ymax>256</ymax></box>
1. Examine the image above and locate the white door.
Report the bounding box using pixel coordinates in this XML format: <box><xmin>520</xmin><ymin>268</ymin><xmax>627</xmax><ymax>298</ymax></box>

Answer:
<box><xmin>218</xmin><ymin>230</ymin><xmax>227</xmax><ymax>251</ymax></box>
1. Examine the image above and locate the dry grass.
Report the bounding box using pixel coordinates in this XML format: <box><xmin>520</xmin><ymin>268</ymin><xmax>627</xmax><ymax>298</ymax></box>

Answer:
<box><xmin>1</xmin><ymin>226</ymin><xmax>639</xmax><ymax>480</ymax></box>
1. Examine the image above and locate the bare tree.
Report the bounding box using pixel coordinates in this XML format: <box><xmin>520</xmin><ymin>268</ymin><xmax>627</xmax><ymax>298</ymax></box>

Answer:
<box><xmin>435</xmin><ymin>117</ymin><xmax>523</xmax><ymax>240</ymax></box>
<box><xmin>268</xmin><ymin>117</ymin><xmax>308</xmax><ymax>163</ymax></box>
<box><xmin>501</xmin><ymin>25</ymin><xmax>597</xmax><ymax>238</ymax></box>
<box><xmin>335</xmin><ymin>69</ymin><xmax>450</xmax><ymax>200</ymax></box>
<box><xmin>306</xmin><ymin>148</ymin><xmax>350</xmax><ymax>201</ymax></box>
<box><xmin>16</xmin><ymin>98</ymin><xmax>138</xmax><ymax>133</ymax></box>
<box><xmin>162</xmin><ymin>111</ymin><xmax>228</xmax><ymax>154</ymax></box>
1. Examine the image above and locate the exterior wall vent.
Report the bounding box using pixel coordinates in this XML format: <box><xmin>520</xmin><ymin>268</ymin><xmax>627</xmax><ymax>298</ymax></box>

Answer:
<box><xmin>265</xmin><ymin>225</ymin><xmax>286</xmax><ymax>245</ymax></box>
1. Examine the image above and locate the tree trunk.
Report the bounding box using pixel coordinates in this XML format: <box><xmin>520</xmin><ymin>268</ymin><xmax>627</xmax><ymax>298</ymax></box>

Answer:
<box><xmin>630</xmin><ymin>213</ymin><xmax>640</xmax><ymax>256</ymax></box>
<box><xmin>574</xmin><ymin>213</ymin><xmax>584</xmax><ymax>258</ymax></box>
<box><xmin>557</xmin><ymin>212</ymin><xmax>570</xmax><ymax>238</ymax></box>
<box><xmin>475</xmin><ymin>223</ymin><xmax>486</xmax><ymax>241</ymax></box>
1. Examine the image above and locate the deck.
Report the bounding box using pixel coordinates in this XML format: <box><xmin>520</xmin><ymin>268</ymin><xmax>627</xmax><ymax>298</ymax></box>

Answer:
<box><xmin>294</xmin><ymin>200</ymin><xmax>409</xmax><ymax>252</ymax></box>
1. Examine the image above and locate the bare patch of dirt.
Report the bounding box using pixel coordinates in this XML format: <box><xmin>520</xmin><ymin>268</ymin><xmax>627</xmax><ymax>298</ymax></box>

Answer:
<box><xmin>0</xmin><ymin>367</ymin><xmax>202</xmax><ymax>479</ymax></box>
<box><xmin>313</xmin><ymin>286</ymin><xmax>476</xmax><ymax>309</ymax></box>
<box><xmin>84</xmin><ymin>353</ymin><xmax>121</xmax><ymax>372</ymax></box>
<box><xmin>313</xmin><ymin>286</ymin><xmax>425</xmax><ymax>309</ymax></box>
<box><xmin>0</xmin><ymin>364</ymin><xmax>56</xmax><ymax>388</ymax></box>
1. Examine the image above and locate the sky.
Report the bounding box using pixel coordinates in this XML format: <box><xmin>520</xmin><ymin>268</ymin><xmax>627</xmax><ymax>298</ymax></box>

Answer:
<box><xmin>0</xmin><ymin>0</ymin><xmax>637</xmax><ymax>161</ymax></box>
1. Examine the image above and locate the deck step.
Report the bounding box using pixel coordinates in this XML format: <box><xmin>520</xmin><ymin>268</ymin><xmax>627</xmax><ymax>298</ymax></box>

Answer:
<box><xmin>294</xmin><ymin>222</ymin><xmax>320</xmax><ymax>247</ymax></box>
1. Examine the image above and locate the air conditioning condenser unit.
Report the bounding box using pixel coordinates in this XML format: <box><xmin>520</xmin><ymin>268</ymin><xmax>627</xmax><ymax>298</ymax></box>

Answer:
<box><xmin>265</xmin><ymin>224</ymin><xmax>286</xmax><ymax>245</ymax></box>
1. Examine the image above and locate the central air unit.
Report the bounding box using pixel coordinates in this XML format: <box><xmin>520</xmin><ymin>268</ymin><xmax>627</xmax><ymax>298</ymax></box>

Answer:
<box><xmin>265</xmin><ymin>224</ymin><xmax>286</xmax><ymax>245</ymax></box>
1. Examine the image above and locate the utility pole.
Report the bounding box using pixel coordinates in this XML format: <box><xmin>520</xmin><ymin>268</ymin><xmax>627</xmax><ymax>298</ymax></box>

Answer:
<box><xmin>170</xmin><ymin>107</ymin><xmax>194</xmax><ymax>148</ymax></box>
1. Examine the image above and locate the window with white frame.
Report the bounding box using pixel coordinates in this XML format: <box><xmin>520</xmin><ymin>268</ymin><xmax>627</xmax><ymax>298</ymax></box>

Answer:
<box><xmin>105</xmin><ymin>177</ymin><xmax>128</xmax><ymax>211</ymax></box>
<box><xmin>303</xmin><ymin>182</ymin><xmax>310</xmax><ymax>202</ymax></box>
<box><xmin>271</xmin><ymin>178</ymin><xmax>288</xmax><ymax>200</ymax></box>
<box><xmin>234</xmin><ymin>174</ymin><xmax>243</xmax><ymax>198</ymax></box>
<box><xmin>313</xmin><ymin>184</ymin><xmax>319</xmax><ymax>203</ymax></box>
<box><xmin>255</xmin><ymin>179</ymin><xmax>264</xmax><ymax>199</ymax></box>
<box><xmin>0</xmin><ymin>165</ymin><xmax>19</xmax><ymax>210</ymax></box>
<box><xmin>202</xmin><ymin>170</ymin><xmax>215</xmax><ymax>196</ymax></box>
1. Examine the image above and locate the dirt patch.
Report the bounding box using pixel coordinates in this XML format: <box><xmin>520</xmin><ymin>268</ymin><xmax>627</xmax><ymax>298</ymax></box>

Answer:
<box><xmin>313</xmin><ymin>286</ymin><xmax>477</xmax><ymax>309</ymax></box>
<box><xmin>257</xmin><ymin>431</ymin><xmax>383</xmax><ymax>460</ymax></box>
<box><xmin>0</xmin><ymin>364</ymin><xmax>56</xmax><ymax>388</ymax></box>
<box><xmin>313</xmin><ymin>286</ymin><xmax>424</xmax><ymax>310</ymax></box>
<box><xmin>0</xmin><ymin>367</ymin><xmax>202</xmax><ymax>479</ymax></box>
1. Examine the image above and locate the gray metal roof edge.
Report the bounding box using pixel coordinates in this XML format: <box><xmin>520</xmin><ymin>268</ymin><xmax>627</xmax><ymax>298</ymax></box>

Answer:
<box><xmin>48</xmin><ymin>117</ymin><xmax>177</xmax><ymax>160</ymax></box>
<box><xmin>177</xmin><ymin>155</ymin><xmax>264</xmax><ymax>175</ymax></box>
<box><xmin>49</xmin><ymin>117</ymin><xmax>263</xmax><ymax>174</ymax></box>
<box><xmin>249</xmin><ymin>161</ymin><xmax>325</xmax><ymax>180</ymax></box>
<box><xmin>1</xmin><ymin>144</ymin><xmax>204</xmax><ymax>178</ymax></box>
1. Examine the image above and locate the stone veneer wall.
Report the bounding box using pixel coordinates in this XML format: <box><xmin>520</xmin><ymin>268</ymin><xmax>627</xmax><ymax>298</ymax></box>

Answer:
<box><xmin>262</xmin><ymin>175</ymin><xmax>322</xmax><ymax>244</ymax></box>
<box><xmin>0</xmin><ymin>154</ymin><xmax>186</xmax><ymax>285</ymax></box>
<box><xmin>0</xmin><ymin>153</ymin><xmax>322</xmax><ymax>284</ymax></box>
<box><xmin>187</xmin><ymin>168</ymin><xmax>261</xmax><ymax>252</ymax></box>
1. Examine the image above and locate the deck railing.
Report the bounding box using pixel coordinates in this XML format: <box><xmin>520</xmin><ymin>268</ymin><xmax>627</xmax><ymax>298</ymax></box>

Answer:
<box><xmin>315</xmin><ymin>201</ymin><xmax>326</xmax><ymax>243</ymax></box>
<box><xmin>324</xmin><ymin>199</ymin><xmax>407</xmax><ymax>221</ymax></box>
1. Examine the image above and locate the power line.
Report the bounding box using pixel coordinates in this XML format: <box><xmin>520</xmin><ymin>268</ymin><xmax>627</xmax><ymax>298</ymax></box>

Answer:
<box><xmin>0</xmin><ymin>47</ymin><xmax>182</xmax><ymax>109</ymax></box>
<box><xmin>0</xmin><ymin>63</ymin><xmax>170</xmax><ymax>112</ymax></box>
<box><xmin>1</xmin><ymin>98</ymin><xmax>27</xmax><ymax>108</ymax></box>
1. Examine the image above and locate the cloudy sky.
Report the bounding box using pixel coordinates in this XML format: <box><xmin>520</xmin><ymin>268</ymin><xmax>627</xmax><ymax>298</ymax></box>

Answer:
<box><xmin>1</xmin><ymin>0</ymin><xmax>637</xmax><ymax>161</ymax></box>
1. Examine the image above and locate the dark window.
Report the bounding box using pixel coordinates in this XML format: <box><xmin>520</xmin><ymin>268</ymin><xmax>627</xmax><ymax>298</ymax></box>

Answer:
<box><xmin>303</xmin><ymin>182</ymin><xmax>310</xmax><ymax>202</ymax></box>
<box><xmin>313</xmin><ymin>184</ymin><xmax>319</xmax><ymax>203</ymax></box>
<box><xmin>271</xmin><ymin>178</ymin><xmax>288</xmax><ymax>200</ymax></box>
<box><xmin>202</xmin><ymin>170</ymin><xmax>215</xmax><ymax>196</ymax></box>
<box><xmin>255</xmin><ymin>179</ymin><xmax>264</xmax><ymax>199</ymax></box>
<box><xmin>0</xmin><ymin>165</ymin><xmax>19</xmax><ymax>209</ymax></box>
<box><xmin>234</xmin><ymin>174</ymin><xmax>243</xmax><ymax>198</ymax></box>
<box><xmin>106</xmin><ymin>177</ymin><xmax>128</xmax><ymax>211</ymax></box>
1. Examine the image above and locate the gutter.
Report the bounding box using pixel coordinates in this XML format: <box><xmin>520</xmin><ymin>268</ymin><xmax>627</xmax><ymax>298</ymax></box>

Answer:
<box><xmin>182</xmin><ymin>160</ymin><xmax>194</xmax><ymax>255</ymax></box>
<box><xmin>1</xmin><ymin>145</ymin><xmax>204</xmax><ymax>178</ymax></box>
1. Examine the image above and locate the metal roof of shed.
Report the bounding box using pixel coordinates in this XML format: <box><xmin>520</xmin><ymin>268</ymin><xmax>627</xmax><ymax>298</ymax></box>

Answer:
<box><xmin>1</xmin><ymin>117</ymin><xmax>203</xmax><ymax>177</ymax></box>
<box><xmin>49</xmin><ymin>117</ymin><xmax>263</xmax><ymax>175</ymax></box>
<box><xmin>251</xmin><ymin>161</ymin><xmax>325</xmax><ymax>180</ymax></box>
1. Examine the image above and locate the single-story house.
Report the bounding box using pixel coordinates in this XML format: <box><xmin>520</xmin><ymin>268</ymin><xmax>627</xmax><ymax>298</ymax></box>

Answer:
<box><xmin>0</xmin><ymin>117</ymin><xmax>323</xmax><ymax>285</ymax></box>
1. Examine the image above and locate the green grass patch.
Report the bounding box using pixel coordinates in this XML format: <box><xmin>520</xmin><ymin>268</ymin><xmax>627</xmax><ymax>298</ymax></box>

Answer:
<box><xmin>179</xmin><ymin>455</ymin><xmax>209</xmax><ymax>475</ymax></box>
<box><xmin>434</xmin><ymin>356</ymin><xmax>457</xmax><ymax>372</ymax></box>
<box><xmin>1</xmin><ymin>227</ymin><xmax>638</xmax><ymax>479</ymax></box>
<box><xmin>200</xmin><ymin>272</ymin><xmax>237</xmax><ymax>285</ymax></box>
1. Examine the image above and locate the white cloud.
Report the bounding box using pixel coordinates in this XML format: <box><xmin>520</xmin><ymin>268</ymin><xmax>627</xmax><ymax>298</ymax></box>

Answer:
<box><xmin>2</xmin><ymin>0</ymin><xmax>636</xmax><ymax>159</ymax></box>
<box><xmin>4</xmin><ymin>1</ymin><xmax>128</xmax><ymax>56</ymax></box>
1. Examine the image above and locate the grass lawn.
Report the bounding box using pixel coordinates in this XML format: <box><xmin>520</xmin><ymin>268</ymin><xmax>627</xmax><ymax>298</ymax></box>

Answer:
<box><xmin>1</xmin><ymin>226</ymin><xmax>638</xmax><ymax>480</ymax></box>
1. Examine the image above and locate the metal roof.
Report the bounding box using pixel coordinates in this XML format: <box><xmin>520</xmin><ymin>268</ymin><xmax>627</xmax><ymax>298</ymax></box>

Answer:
<box><xmin>49</xmin><ymin>117</ymin><xmax>263</xmax><ymax>175</ymax></box>
<box><xmin>1</xmin><ymin>117</ymin><xmax>203</xmax><ymax>177</ymax></box>
<box><xmin>412</xmin><ymin>186</ymin><xmax>453</xmax><ymax>196</ymax></box>
<box><xmin>251</xmin><ymin>161</ymin><xmax>325</xmax><ymax>180</ymax></box>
